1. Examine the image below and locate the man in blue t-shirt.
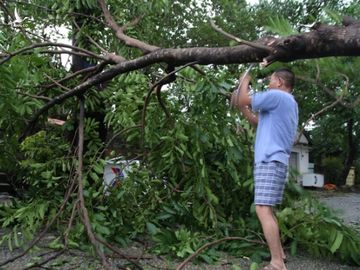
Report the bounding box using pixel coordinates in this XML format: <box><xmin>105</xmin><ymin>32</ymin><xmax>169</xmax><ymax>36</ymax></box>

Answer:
<box><xmin>231</xmin><ymin>68</ymin><xmax>298</xmax><ymax>270</ymax></box>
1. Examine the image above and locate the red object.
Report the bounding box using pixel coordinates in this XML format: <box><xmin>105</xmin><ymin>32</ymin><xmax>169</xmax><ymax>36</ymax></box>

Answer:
<box><xmin>324</xmin><ymin>183</ymin><xmax>337</xmax><ymax>190</ymax></box>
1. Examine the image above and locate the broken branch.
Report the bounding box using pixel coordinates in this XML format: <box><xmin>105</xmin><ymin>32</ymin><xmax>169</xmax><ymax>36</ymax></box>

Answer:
<box><xmin>210</xmin><ymin>20</ymin><xmax>273</xmax><ymax>53</ymax></box>
<box><xmin>77</xmin><ymin>97</ymin><xmax>111</xmax><ymax>270</ymax></box>
<box><xmin>98</xmin><ymin>0</ymin><xmax>159</xmax><ymax>53</ymax></box>
<box><xmin>176</xmin><ymin>236</ymin><xmax>266</xmax><ymax>270</ymax></box>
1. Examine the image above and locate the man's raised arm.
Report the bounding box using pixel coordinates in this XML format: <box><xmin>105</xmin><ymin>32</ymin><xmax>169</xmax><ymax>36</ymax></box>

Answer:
<box><xmin>231</xmin><ymin>72</ymin><xmax>258</xmax><ymax>126</ymax></box>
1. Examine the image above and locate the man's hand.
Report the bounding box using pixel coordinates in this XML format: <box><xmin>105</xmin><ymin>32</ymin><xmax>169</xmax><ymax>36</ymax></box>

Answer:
<box><xmin>230</xmin><ymin>72</ymin><xmax>252</xmax><ymax>108</ymax></box>
<box><xmin>236</xmin><ymin>71</ymin><xmax>252</xmax><ymax>107</ymax></box>
<box><xmin>230</xmin><ymin>66</ymin><xmax>258</xmax><ymax>126</ymax></box>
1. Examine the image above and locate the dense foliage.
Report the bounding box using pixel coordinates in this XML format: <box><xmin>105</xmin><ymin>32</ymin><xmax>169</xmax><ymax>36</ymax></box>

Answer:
<box><xmin>0</xmin><ymin>0</ymin><xmax>360</xmax><ymax>267</ymax></box>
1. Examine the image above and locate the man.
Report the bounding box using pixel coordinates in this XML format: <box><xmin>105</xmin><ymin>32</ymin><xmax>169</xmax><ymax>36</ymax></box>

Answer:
<box><xmin>231</xmin><ymin>68</ymin><xmax>298</xmax><ymax>270</ymax></box>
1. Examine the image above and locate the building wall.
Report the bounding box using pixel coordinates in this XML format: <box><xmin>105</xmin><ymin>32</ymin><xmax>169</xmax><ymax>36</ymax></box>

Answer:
<box><xmin>290</xmin><ymin>145</ymin><xmax>310</xmax><ymax>174</ymax></box>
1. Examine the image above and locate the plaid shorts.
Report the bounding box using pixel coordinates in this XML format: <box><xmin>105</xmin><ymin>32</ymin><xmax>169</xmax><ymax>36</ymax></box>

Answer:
<box><xmin>254</xmin><ymin>161</ymin><xmax>288</xmax><ymax>206</ymax></box>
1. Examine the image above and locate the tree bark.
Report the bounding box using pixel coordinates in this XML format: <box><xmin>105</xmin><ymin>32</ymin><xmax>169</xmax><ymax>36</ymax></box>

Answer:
<box><xmin>342</xmin><ymin>118</ymin><xmax>358</xmax><ymax>184</ymax></box>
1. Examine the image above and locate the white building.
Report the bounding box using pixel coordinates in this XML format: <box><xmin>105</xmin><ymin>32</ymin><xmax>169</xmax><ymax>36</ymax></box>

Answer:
<box><xmin>290</xmin><ymin>133</ymin><xmax>311</xmax><ymax>175</ymax></box>
<box><xmin>290</xmin><ymin>133</ymin><xmax>324</xmax><ymax>187</ymax></box>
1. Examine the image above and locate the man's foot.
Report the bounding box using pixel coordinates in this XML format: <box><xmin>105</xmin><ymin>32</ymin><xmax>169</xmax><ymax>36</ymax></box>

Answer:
<box><xmin>261</xmin><ymin>263</ymin><xmax>287</xmax><ymax>270</ymax></box>
<box><xmin>264</xmin><ymin>255</ymin><xmax>287</xmax><ymax>263</ymax></box>
<box><xmin>261</xmin><ymin>264</ymin><xmax>279</xmax><ymax>270</ymax></box>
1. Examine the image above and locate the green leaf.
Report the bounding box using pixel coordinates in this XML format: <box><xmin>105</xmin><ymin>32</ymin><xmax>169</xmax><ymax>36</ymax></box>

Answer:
<box><xmin>265</xmin><ymin>16</ymin><xmax>297</xmax><ymax>36</ymax></box>
<box><xmin>40</xmin><ymin>171</ymin><xmax>52</xmax><ymax>179</ymax></box>
<box><xmin>93</xmin><ymin>163</ymin><xmax>104</xmax><ymax>174</ymax></box>
<box><xmin>146</xmin><ymin>222</ymin><xmax>159</xmax><ymax>235</ymax></box>
<box><xmin>90</xmin><ymin>172</ymin><xmax>99</xmax><ymax>181</ymax></box>
<box><xmin>226</xmin><ymin>137</ymin><xmax>234</xmax><ymax>147</ymax></box>
<box><xmin>38</xmin><ymin>203</ymin><xmax>46</xmax><ymax>220</ymax></box>
<box><xmin>7</xmin><ymin>234</ymin><xmax>13</xmax><ymax>251</ymax></box>
<box><xmin>13</xmin><ymin>229</ymin><xmax>19</xmax><ymax>247</ymax></box>
<box><xmin>324</xmin><ymin>8</ymin><xmax>342</xmax><ymax>24</ymax></box>
<box><xmin>250</xmin><ymin>262</ymin><xmax>259</xmax><ymax>270</ymax></box>
<box><xmin>68</xmin><ymin>239</ymin><xmax>80</xmax><ymax>248</ymax></box>
<box><xmin>49</xmin><ymin>237</ymin><xmax>65</xmax><ymax>249</ymax></box>
<box><xmin>94</xmin><ymin>213</ymin><xmax>106</xmax><ymax>221</ymax></box>
<box><xmin>330</xmin><ymin>231</ymin><xmax>343</xmax><ymax>253</ymax></box>
<box><xmin>290</xmin><ymin>240</ymin><xmax>297</xmax><ymax>255</ymax></box>
<box><xmin>96</xmin><ymin>225</ymin><xmax>110</xmax><ymax>235</ymax></box>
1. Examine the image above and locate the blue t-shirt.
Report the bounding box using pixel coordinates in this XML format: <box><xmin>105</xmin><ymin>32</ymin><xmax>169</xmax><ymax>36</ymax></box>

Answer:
<box><xmin>251</xmin><ymin>89</ymin><xmax>298</xmax><ymax>165</ymax></box>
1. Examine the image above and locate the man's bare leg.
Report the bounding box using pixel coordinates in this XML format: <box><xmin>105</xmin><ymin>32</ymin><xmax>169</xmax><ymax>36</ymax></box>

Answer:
<box><xmin>272</xmin><ymin>211</ymin><xmax>286</xmax><ymax>260</ymax></box>
<box><xmin>256</xmin><ymin>205</ymin><xmax>287</xmax><ymax>270</ymax></box>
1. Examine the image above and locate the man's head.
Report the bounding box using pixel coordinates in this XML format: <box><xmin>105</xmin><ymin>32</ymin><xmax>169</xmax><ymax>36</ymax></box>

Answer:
<box><xmin>268</xmin><ymin>68</ymin><xmax>295</xmax><ymax>92</ymax></box>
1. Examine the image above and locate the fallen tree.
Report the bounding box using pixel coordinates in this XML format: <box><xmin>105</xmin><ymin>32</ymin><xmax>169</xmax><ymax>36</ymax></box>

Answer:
<box><xmin>15</xmin><ymin>15</ymin><xmax>360</xmax><ymax>139</ymax></box>
<box><xmin>1</xmin><ymin>1</ymin><xmax>360</xmax><ymax>269</ymax></box>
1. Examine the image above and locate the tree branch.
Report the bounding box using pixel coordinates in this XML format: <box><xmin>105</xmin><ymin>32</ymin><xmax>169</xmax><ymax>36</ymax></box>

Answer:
<box><xmin>16</xmin><ymin>90</ymin><xmax>52</xmax><ymax>101</ymax></box>
<box><xmin>156</xmin><ymin>84</ymin><xmax>171</xmax><ymax>119</ymax></box>
<box><xmin>176</xmin><ymin>236</ymin><xmax>266</xmax><ymax>270</ymax></box>
<box><xmin>64</xmin><ymin>199</ymin><xmax>79</xmax><ymax>245</ymax></box>
<box><xmin>296</xmin><ymin>98</ymin><xmax>341</xmax><ymax>144</ymax></box>
<box><xmin>210</xmin><ymin>20</ymin><xmax>273</xmax><ymax>52</ymax></box>
<box><xmin>19</xmin><ymin>20</ymin><xmax>360</xmax><ymax>141</ymax></box>
<box><xmin>6</xmin><ymin>0</ymin><xmax>52</xmax><ymax>13</ymax></box>
<box><xmin>343</xmin><ymin>16</ymin><xmax>360</xmax><ymax>26</ymax></box>
<box><xmin>39</xmin><ymin>65</ymin><xmax>101</xmax><ymax>93</ymax></box>
<box><xmin>95</xmin><ymin>237</ymin><xmax>144</xmax><ymax>270</ymax></box>
<box><xmin>296</xmin><ymin>75</ymin><xmax>360</xmax><ymax>108</ymax></box>
<box><xmin>38</xmin><ymin>50</ymin><xmax>98</xmax><ymax>58</ymax></box>
<box><xmin>44</xmin><ymin>74</ymin><xmax>72</xmax><ymax>92</ymax></box>
<box><xmin>0</xmin><ymin>177</ymin><xmax>77</xmax><ymax>268</ymax></box>
<box><xmin>140</xmin><ymin>61</ymin><xmax>199</xmax><ymax>148</ymax></box>
<box><xmin>73</xmin><ymin>19</ymin><xmax>109</xmax><ymax>54</ymax></box>
<box><xmin>21</xmin><ymin>249</ymin><xmax>66</xmax><ymax>270</ymax></box>
<box><xmin>77</xmin><ymin>97</ymin><xmax>111</xmax><ymax>270</ymax></box>
<box><xmin>0</xmin><ymin>42</ymin><xmax>108</xmax><ymax>65</ymax></box>
<box><xmin>98</xmin><ymin>0</ymin><xmax>159</xmax><ymax>53</ymax></box>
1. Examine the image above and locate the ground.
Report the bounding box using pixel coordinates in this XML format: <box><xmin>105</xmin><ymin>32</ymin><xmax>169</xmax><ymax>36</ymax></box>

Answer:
<box><xmin>0</xmin><ymin>188</ymin><xmax>360</xmax><ymax>270</ymax></box>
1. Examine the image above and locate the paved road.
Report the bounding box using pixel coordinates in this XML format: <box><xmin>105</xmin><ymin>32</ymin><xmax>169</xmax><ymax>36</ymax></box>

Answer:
<box><xmin>319</xmin><ymin>191</ymin><xmax>360</xmax><ymax>226</ymax></box>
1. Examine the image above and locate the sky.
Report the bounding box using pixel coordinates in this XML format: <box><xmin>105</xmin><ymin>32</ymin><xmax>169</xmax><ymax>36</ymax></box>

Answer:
<box><xmin>246</xmin><ymin>0</ymin><xmax>259</xmax><ymax>5</ymax></box>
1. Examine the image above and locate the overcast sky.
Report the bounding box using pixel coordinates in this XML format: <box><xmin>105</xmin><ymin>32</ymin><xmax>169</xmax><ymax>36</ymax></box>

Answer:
<box><xmin>247</xmin><ymin>0</ymin><xmax>259</xmax><ymax>4</ymax></box>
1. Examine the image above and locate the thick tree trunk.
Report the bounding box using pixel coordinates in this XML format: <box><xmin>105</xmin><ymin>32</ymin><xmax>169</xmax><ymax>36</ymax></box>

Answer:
<box><xmin>71</xmin><ymin>7</ymin><xmax>108</xmax><ymax>146</ymax></box>
<box><xmin>342</xmin><ymin>118</ymin><xmax>358</xmax><ymax>184</ymax></box>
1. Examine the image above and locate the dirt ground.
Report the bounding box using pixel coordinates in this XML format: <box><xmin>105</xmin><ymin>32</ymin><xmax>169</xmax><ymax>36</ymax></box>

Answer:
<box><xmin>1</xmin><ymin>188</ymin><xmax>360</xmax><ymax>270</ymax></box>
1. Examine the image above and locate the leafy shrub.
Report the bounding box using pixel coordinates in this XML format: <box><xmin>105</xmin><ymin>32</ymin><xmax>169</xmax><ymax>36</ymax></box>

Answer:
<box><xmin>278</xmin><ymin>194</ymin><xmax>360</xmax><ymax>265</ymax></box>
<box><xmin>1</xmin><ymin>69</ymin><xmax>360</xmax><ymax>267</ymax></box>
<box><xmin>19</xmin><ymin>130</ymin><xmax>73</xmax><ymax>194</ymax></box>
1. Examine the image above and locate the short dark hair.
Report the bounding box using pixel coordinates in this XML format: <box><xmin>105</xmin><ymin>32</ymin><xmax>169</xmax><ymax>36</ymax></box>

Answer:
<box><xmin>274</xmin><ymin>68</ymin><xmax>295</xmax><ymax>89</ymax></box>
